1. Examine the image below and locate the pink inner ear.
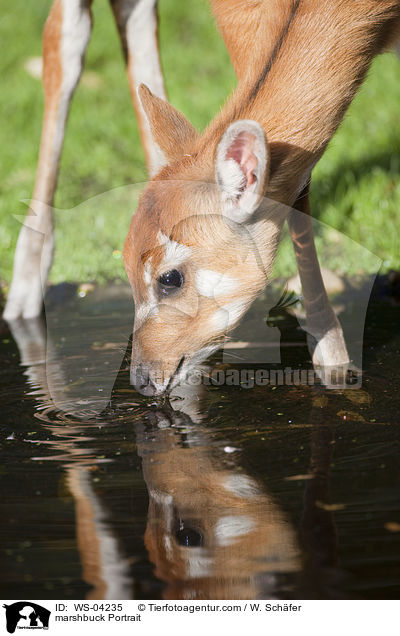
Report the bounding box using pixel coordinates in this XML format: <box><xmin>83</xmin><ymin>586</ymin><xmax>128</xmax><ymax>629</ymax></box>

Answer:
<box><xmin>226</xmin><ymin>131</ymin><xmax>258</xmax><ymax>187</ymax></box>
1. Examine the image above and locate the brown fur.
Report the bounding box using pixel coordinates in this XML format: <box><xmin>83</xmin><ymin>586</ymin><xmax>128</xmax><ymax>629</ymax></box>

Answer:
<box><xmin>125</xmin><ymin>177</ymin><xmax>275</xmax><ymax>385</ymax></box>
<box><xmin>42</xmin><ymin>0</ymin><xmax>63</xmax><ymax>103</ymax></box>
<box><xmin>138</xmin><ymin>84</ymin><xmax>199</xmax><ymax>164</ymax></box>
<box><xmin>125</xmin><ymin>1</ymin><xmax>400</xmax><ymax>390</ymax></box>
<box><xmin>200</xmin><ymin>0</ymin><xmax>400</xmax><ymax>204</ymax></box>
<box><xmin>36</xmin><ymin>0</ymin><xmax>65</xmax><ymax>205</ymax></box>
<box><xmin>131</xmin><ymin>0</ymin><xmax>400</xmax><ymax>208</ymax></box>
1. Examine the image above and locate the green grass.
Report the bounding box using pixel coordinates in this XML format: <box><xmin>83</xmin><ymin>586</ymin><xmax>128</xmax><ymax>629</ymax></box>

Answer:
<box><xmin>0</xmin><ymin>0</ymin><xmax>399</xmax><ymax>290</ymax></box>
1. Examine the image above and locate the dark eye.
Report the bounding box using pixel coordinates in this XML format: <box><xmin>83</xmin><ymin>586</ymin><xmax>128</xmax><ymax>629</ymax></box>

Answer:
<box><xmin>175</xmin><ymin>524</ymin><xmax>204</xmax><ymax>548</ymax></box>
<box><xmin>157</xmin><ymin>269</ymin><xmax>184</xmax><ymax>296</ymax></box>
<box><xmin>174</xmin><ymin>515</ymin><xmax>204</xmax><ymax>548</ymax></box>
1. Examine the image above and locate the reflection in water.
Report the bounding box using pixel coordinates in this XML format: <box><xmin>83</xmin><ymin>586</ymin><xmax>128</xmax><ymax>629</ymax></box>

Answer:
<box><xmin>137</xmin><ymin>408</ymin><xmax>300</xmax><ymax>599</ymax></box>
<box><xmin>7</xmin><ymin>318</ymin><xmax>132</xmax><ymax>599</ymax></box>
<box><xmin>3</xmin><ymin>313</ymin><xmax>343</xmax><ymax>600</ymax></box>
<box><xmin>2</xmin><ymin>280</ymin><xmax>399</xmax><ymax>599</ymax></box>
<box><xmin>65</xmin><ymin>466</ymin><xmax>132</xmax><ymax>599</ymax></box>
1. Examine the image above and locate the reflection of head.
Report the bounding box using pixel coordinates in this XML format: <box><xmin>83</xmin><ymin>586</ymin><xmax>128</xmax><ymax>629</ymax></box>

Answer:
<box><xmin>138</xmin><ymin>422</ymin><xmax>301</xmax><ymax>599</ymax></box>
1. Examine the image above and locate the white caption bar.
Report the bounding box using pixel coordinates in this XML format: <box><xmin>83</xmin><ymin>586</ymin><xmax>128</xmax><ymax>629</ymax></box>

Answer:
<box><xmin>1</xmin><ymin>600</ymin><xmax>397</xmax><ymax>636</ymax></box>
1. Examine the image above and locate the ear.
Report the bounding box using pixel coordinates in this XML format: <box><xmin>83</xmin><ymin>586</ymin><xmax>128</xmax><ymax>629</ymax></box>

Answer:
<box><xmin>215</xmin><ymin>120</ymin><xmax>269</xmax><ymax>223</ymax></box>
<box><xmin>138</xmin><ymin>84</ymin><xmax>199</xmax><ymax>176</ymax></box>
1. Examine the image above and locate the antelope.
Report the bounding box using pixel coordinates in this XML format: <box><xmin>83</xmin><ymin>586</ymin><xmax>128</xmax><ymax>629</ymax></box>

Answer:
<box><xmin>124</xmin><ymin>0</ymin><xmax>400</xmax><ymax>395</ymax></box>
<box><xmin>4</xmin><ymin>1</ymin><xmax>400</xmax><ymax>397</ymax></box>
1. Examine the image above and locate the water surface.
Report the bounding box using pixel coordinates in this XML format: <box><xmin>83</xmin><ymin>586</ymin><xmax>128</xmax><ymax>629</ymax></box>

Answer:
<box><xmin>1</xmin><ymin>277</ymin><xmax>399</xmax><ymax>600</ymax></box>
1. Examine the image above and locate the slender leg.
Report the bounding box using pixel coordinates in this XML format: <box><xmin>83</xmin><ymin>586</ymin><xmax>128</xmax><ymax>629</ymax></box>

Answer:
<box><xmin>110</xmin><ymin>0</ymin><xmax>166</xmax><ymax>176</ymax></box>
<box><xmin>288</xmin><ymin>185</ymin><xmax>350</xmax><ymax>369</ymax></box>
<box><xmin>3</xmin><ymin>0</ymin><xmax>93</xmax><ymax>321</ymax></box>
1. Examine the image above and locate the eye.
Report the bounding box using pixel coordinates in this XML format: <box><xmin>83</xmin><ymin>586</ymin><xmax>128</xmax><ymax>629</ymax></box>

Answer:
<box><xmin>157</xmin><ymin>269</ymin><xmax>184</xmax><ymax>296</ymax></box>
<box><xmin>175</xmin><ymin>524</ymin><xmax>204</xmax><ymax>548</ymax></box>
<box><xmin>174</xmin><ymin>515</ymin><xmax>204</xmax><ymax>548</ymax></box>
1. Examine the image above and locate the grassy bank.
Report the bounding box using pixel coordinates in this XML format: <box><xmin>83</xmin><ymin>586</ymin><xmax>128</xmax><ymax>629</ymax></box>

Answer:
<box><xmin>0</xmin><ymin>0</ymin><xmax>399</xmax><ymax>290</ymax></box>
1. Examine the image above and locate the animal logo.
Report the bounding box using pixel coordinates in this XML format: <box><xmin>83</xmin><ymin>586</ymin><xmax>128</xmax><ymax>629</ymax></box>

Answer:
<box><xmin>2</xmin><ymin>602</ymin><xmax>50</xmax><ymax>634</ymax></box>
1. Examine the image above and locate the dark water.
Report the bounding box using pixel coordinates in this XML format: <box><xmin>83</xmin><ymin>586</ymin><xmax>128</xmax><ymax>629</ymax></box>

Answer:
<box><xmin>0</xmin><ymin>276</ymin><xmax>399</xmax><ymax>600</ymax></box>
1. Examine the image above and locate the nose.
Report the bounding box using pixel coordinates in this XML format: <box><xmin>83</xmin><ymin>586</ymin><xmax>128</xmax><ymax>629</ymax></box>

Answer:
<box><xmin>130</xmin><ymin>364</ymin><xmax>160</xmax><ymax>396</ymax></box>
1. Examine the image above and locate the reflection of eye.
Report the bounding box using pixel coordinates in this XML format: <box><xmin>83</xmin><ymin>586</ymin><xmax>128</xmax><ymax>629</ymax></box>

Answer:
<box><xmin>157</xmin><ymin>270</ymin><xmax>184</xmax><ymax>296</ymax></box>
<box><xmin>175</xmin><ymin>519</ymin><xmax>203</xmax><ymax>548</ymax></box>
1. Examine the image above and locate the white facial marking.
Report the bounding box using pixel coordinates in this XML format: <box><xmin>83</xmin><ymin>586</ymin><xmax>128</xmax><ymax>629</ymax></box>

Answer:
<box><xmin>214</xmin><ymin>515</ymin><xmax>255</xmax><ymax>547</ymax></box>
<box><xmin>149</xmin><ymin>489</ymin><xmax>173</xmax><ymax>506</ymax></box>
<box><xmin>222</xmin><ymin>475</ymin><xmax>260</xmax><ymax>499</ymax></box>
<box><xmin>195</xmin><ymin>269</ymin><xmax>238</xmax><ymax>298</ymax></box>
<box><xmin>157</xmin><ymin>230</ymin><xmax>168</xmax><ymax>246</ymax></box>
<box><xmin>186</xmin><ymin>553</ymin><xmax>212</xmax><ymax>579</ymax></box>
<box><xmin>210</xmin><ymin>299</ymin><xmax>249</xmax><ymax>332</ymax></box>
<box><xmin>157</xmin><ymin>231</ymin><xmax>191</xmax><ymax>271</ymax></box>
<box><xmin>143</xmin><ymin>259</ymin><xmax>152</xmax><ymax>286</ymax></box>
<box><xmin>149</xmin><ymin>489</ymin><xmax>173</xmax><ymax>535</ymax></box>
<box><xmin>136</xmin><ymin>259</ymin><xmax>159</xmax><ymax>328</ymax></box>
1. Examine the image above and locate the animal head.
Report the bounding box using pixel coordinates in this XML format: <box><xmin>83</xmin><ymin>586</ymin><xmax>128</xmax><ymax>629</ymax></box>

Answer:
<box><xmin>124</xmin><ymin>86</ymin><xmax>283</xmax><ymax>395</ymax></box>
